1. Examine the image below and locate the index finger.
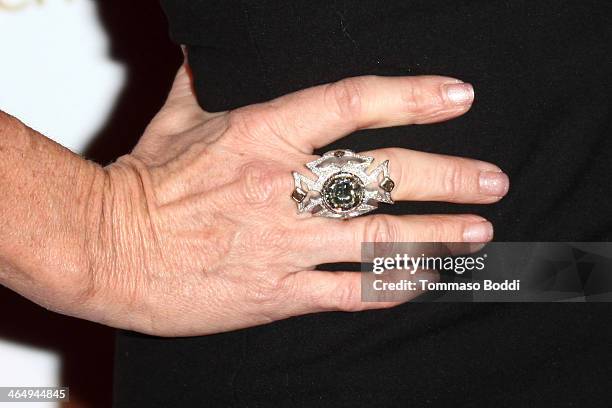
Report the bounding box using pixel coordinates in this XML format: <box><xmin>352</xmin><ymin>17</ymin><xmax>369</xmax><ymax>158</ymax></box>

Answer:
<box><xmin>244</xmin><ymin>75</ymin><xmax>474</xmax><ymax>153</ymax></box>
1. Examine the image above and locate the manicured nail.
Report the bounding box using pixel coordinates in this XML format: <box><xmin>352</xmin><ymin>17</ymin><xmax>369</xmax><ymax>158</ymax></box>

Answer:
<box><xmin>468</xmin><ymin>243</ymin><xmax>488</xmax><ymax>253</ymax></box>
<box><xmin>415</xmin><ymin>269</ymin><xmax>440</xmax><ymax>283</ymax></box>
<box><xmin>444</xmin><ymin>83</ymin><xmax>474</xmax><ymax>105</ymax></box>
<box><xmin>479</xmin><ymin>171</ymin><xmax>510</xmax><ymax>196</ymax></box>
<box><xmin>463</xmin><ymin>221</ymin><xmax>493</xmax><ymax>242</ymax></box>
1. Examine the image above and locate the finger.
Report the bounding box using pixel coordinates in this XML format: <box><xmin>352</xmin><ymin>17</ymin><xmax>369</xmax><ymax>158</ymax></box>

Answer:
<box><xmin>164</xmin><ymin>60</ymin><xmax>199</xmax><ymax>110</ymax></box>
<box><xmin>134</xmin><ymin>60</ymin><xmax>224</xmax><ymax>163</ymax></box>
<box><xmin>364</xmin><ymin>148</ymin><xmax>510</xmax><ymax>203</ymax></box>
<box><xmin>297</xmin><ymin>214</ymin><xmax>493</xmax><ymax>266</ymax></box>
<box><xmin>241</xmin><ymin>75</ymin><xmax>474</xmax><ymax>153</ymax></box>
<box><xmin>145</xmin><ymin>60</ymin><xmax>222</xmax><ymax>137</ymax></box>
<box><xmin>284</xmin><ymin>268</ymin><xmax>439</xmax><ymax>314</ymax></box>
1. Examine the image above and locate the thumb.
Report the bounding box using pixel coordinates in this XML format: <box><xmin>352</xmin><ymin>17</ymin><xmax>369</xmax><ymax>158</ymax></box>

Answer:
<box><xmin>139</xmin><ymin>52</ymin><xmax>214</xmax><ymax>141</ymax></box>
<box><xmin>162</xmin><ymin>56</ymin><xmax>200</xmax><ymax>111</ymax></box>
<box><xmin>132</xmin><ymin>53</ymin><xmax>214</xmax><ymax>162</ymax></box>
<box><xmin>162</xmin><ymin>47</ymin><xmax>222</xmax><ymax>119</ymax></box>
<box><xmin>163</xmin><ymin>48</ymin><xmax>225</xmax><ymax>121</ymax></box>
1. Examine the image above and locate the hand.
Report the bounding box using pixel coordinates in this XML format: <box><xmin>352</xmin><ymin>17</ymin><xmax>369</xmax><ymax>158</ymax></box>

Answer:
<box><xmin>74</xmin><ymin>63</ymin><xmax>508</xmax><ymax>336</ymax></box>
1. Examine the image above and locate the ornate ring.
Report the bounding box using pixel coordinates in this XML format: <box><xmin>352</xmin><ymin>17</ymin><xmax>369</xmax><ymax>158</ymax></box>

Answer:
<box><xmin>291</xmin><ymin>149</ymin><xmax>395</xmax><ymax>219</ymax></box>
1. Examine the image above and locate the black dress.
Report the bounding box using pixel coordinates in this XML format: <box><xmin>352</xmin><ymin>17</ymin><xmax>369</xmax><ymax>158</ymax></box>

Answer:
<box><xmin>113</xmin><ymin>1</ymin><xmax>612</xmax><ymax>406</ymax></box>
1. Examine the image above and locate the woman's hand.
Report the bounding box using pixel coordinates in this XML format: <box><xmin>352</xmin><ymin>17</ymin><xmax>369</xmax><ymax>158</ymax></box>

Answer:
<box><xmin>1</xmin><ymin>63</ymin><xmax>509</xmax><ymax>337</ymax></box>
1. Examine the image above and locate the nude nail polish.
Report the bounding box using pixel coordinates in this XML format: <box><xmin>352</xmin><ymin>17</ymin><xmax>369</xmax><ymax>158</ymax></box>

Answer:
<box><xmin>479</xmin><ymin>171</ymin><xmax>510</xmax><ymax>196</ymax></box>
<box><xmin>463</xmin><ymin>221</ymin><xmax>494</xmax><ymax>242</ymax></box>
<box><xmin>444</xmin><ymin>83</ymin><xmax>474</xmax><ymax>105</ymax></box>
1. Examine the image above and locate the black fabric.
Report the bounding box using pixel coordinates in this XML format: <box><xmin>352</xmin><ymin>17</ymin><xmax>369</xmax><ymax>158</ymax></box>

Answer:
<box><xmin>114</xmin><ymin>1</ymin><xmax>612</xmax><ymax>406</ymax></box>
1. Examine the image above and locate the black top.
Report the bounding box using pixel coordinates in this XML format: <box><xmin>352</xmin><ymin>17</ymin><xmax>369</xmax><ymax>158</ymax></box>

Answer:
<box><xmin>114</xmin><ymin>1</ymin><xmax>612</xmax><ymax>406</ymax></box>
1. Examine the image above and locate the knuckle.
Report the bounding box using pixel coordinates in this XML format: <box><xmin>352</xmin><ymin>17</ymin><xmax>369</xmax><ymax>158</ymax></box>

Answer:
<box><xmin>425</xmin><ymin>216</ymin><xmax>463</xmax><ymax>242</ymax></box>
<box><xmin>440</xmin><ymin>160</ymin><xmax>466</xmax><ymax>201</ymax></box>
<box><xmin>401</xmin><ymin>78</ymin><xmax>444</xmax><ymax>119</ymax></box>
<box><xmin>329</xmin><ymin>276</ymin><xmax>362</xmax><ymax>312</ymax></box>
<box><xmin>226</xmin><ymin>104</ymin><xmax>285</xmax><ymax>145</ymax></box>
<box><xmin>362</xmin><ymin>215</ymin><xmax>400</xmax><ymax>243</ymax></box>
<box><xmin>246</xmin><ymin>270</ymin><xmax>291</xmax><ymax>306</ymax></box>
<box><xmin>324</xmin><ymin>77</ymin><xmax>367</xmax><ymax>124</ymax></box>
<box><xmin>238</xmin><ymin>163</ymin><xmax>286</xmax><ymax>207</ymax></box>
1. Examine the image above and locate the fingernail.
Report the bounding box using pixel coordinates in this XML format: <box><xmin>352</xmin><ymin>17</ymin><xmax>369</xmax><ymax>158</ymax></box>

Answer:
<box><xmin>479</xmin><ymin>171</ymin><xmax>510</xmax><ymax>196</ymax></box>
<box><xmin>463</xmin><ymin>221</ymin><xmax>493</xmax><ymax>242</ymax></box>
<box><xmin>415</xmin><ymin>269</ymin><xmax>440</xmax><ymax>283</ymax></box>
<box><xmin>469</xmin><ymin>242</ymin><xmax>488</xmax><ymax>253</ymax></box>
<box><xmin>444</xmin><ymin>83</ymin><xmax>474</xmax><ymax>105</ymax></box>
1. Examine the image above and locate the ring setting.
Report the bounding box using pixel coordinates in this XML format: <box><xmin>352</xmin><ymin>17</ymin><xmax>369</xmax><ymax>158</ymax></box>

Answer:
<box><xmin>291</xmin><ymin>149</ymin><xmax>395</xmax><ymax>219</ymax></box>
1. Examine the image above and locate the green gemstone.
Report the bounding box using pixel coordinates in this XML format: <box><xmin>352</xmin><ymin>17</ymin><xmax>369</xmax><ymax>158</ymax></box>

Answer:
<box><xmin>322</xmin><ymin>173</ymin><xmax>365</xmax><ymax>212</ymax></box>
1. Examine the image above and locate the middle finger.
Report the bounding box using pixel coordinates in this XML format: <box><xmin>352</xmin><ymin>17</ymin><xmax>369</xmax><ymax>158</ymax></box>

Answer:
<box><xmin>363</xmin><ymin>148</ymin><xmax>510</xmax><ymax>203</ymax></box>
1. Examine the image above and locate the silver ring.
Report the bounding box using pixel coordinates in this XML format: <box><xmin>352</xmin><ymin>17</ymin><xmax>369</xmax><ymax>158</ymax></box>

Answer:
<box><xmin>291</xmin><ymin>149</ymin><xmax>395</xmax><ymax>219</ymax></box>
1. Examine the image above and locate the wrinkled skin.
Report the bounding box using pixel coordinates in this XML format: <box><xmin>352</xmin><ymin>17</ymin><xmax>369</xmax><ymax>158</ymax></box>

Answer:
<box><xmin>1</xmin><ymin>60</ymin><xmax>509</xmax><ymax>337</ymax></box>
